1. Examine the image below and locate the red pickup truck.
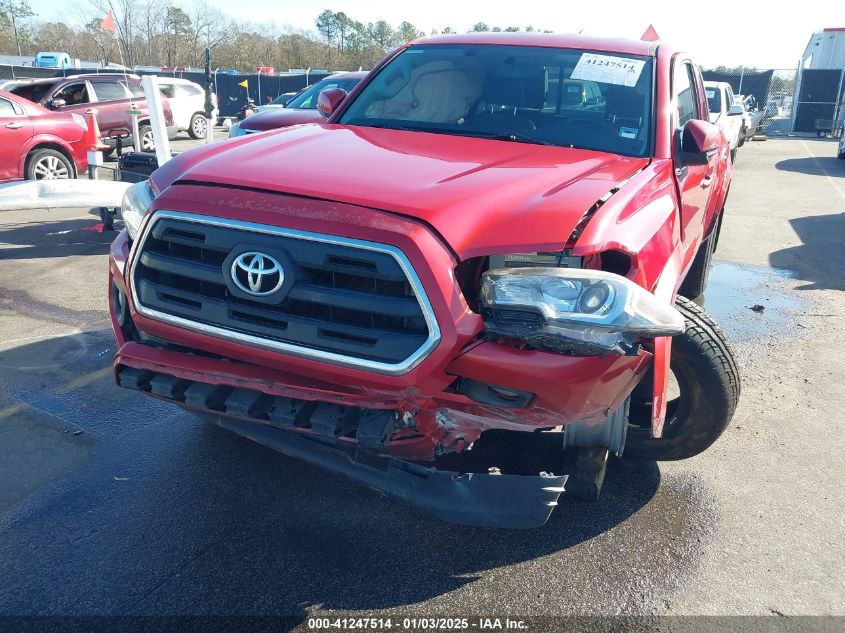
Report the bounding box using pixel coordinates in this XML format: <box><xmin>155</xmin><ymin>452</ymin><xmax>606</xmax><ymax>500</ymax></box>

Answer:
<box><xmin>110</xmin><ymin>33</ymin><xmax>738</xmax><ymax>528</ymax></box>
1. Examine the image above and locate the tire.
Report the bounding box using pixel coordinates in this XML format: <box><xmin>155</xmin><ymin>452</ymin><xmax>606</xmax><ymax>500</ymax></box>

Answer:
<box><xmin>25</xmin><ymin>148</ymin><xmax>74</xmax><ymax>180</ymax></box>
<box><xmin>838</xmin><ymin>151</ymin><xmax>845</xmax><ymax>160</ymax></box>
<box><xmin>188</xmin><ymin>113</ymin><xmax>207</xmax><ymax>139</ymax></box>
<box><xmin>137</xmin><ymin>124</ymin><xmax>155</xmax><ymax>153</ymax></box>
<box><xmin>730</xmin><ymin>147</ymin><xmax>737</xmax><ymax>162</ymax></box>
<box><xmin>678</xmin><ymin>229</ymin><xmax>715</xmax><ymax>299</ymax></box>
<box><xmin>625</xmin><ymin>296</ymin><xmax>740</xmax><ymax>461</ymax></box>
<box><xmin>737</xmin><ymin>127</ymin><xmax>746</xmax><ymax>147</ymax></box>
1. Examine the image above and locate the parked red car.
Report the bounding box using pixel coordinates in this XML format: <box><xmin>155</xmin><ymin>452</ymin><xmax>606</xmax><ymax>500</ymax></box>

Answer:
<box><xmin>110</xmin><ymin>34</ymin><xmax>737</xmax><ymax>527</ymax></box>
<box><xmin>9</xmin><ymin>74</ymin><xmax>177</xmax><ymax>154</ymax></box>
<box><xmin>0</xmin><ymin>90</ymin><xmax>88</xmax><ymax>181</ymax></box>
<box><xmin>228</xmin><ymin>71</ymin><xmax>367</xmax><ymax>136</ymax></box>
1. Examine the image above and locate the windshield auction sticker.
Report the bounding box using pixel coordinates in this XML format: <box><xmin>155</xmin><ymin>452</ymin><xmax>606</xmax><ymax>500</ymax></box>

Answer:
<box><xmin>570</xmin><ymin>53</ymin><xmax>645</xmax><ymax>87</ymax></box>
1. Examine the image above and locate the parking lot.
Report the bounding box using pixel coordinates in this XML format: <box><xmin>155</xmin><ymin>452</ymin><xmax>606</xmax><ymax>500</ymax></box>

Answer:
<box><xmin>1</xmin><ymin>135</ymin><xmax>844</xmax><ymax>620</ymax></box>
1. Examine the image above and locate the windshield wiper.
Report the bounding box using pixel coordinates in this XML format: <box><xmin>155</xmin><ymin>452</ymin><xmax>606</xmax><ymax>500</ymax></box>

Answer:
<box><xmin>359</xmin><ymin>124</ymin><xmax>559</xmax><ymax>147</ymax></box>
<box><xmin>459</xmin><ymin>131</ymin><xmax>557</xmax><ymax>147</ymax></box>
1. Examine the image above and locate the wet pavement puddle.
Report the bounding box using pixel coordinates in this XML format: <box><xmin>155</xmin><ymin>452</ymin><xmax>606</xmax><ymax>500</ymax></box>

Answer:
<box><xmin>697</xmin><ymin>262</ymin><xmax>804</xmax><ymax>342</ymax></box>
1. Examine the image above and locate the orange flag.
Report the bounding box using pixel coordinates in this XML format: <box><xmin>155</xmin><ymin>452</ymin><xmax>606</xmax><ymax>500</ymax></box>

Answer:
<box><xmin>101</xmin><ymin>10</ymin><xmax>116</xmax><ymax>33</ymax></box>
<box><xmin>640</xmin><ymin>24</ymin><xmax>660</xmax><ymax>41</ymax></box>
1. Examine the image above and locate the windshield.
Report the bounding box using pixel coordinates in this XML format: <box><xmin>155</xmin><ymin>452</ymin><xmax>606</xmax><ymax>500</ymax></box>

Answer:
<box><xmin>286</xmin><ymin>76</ymin><xmax>362</xmax><ymax>110</ymax></box>
<box><xmin>706</xmin><ymin>87</ymin><xmax>721</xmax><ymax>113</ymax></box>
<box><xmin>339</xmin><ymin>44</ymin><xmax>654</xmax><ymax>157</ymax></box>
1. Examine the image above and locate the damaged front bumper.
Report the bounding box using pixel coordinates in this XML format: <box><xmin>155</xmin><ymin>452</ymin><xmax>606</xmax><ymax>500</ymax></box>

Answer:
<box><xmin>117</xmin><ymin>364</ymin><xmax>566</xmax><ymax>528</ymax></box>
<box><xmin>209</xmin><ymin>414</ymin><xmax>566</xmax><ymax>529</ymax></box>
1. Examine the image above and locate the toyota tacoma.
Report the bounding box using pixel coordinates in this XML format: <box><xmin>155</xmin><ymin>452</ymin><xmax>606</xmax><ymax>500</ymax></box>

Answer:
<box><xmin>109</xmin><ymin>33</ymin><xmax>739</xmax><ymax>528</ymax></box>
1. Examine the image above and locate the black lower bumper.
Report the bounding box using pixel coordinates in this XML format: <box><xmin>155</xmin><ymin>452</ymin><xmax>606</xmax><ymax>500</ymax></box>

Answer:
<box><xmin>117</xmin><ymin>365</ymin><xmax>567</xmax><ymax>528</ymax></box>
<box><xmin>208</xmin><ymin>414</ymin><xmax>567</xmax><ymax>529</ymax></box>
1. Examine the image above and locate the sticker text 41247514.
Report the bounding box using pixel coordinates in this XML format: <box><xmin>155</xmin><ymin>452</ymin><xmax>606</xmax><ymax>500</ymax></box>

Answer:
<box><xmin>570</xmin><ymin>53</ymin><xmax>646</xmax><ymax>87</ymax></box>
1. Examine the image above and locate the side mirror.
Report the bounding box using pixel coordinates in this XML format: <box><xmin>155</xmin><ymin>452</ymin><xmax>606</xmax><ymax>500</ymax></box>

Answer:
<box><xmin>317</xmin><ymin>88</ymin><xmax>347</xmax><ymax>118</ymax></box>
<box><xmin>728</xmin><ymin>104</ymin><xmax>744</xmax><ymax>116</ymax></box>
<box><xmin>47</xmin><ymin>98</ymin><xmax>66</xmax><ymax>109</ymax></box>
<box><xmin>680</xmin><ymin>119</ymin><xmax>721</xmax><ymax>165</ymax></box>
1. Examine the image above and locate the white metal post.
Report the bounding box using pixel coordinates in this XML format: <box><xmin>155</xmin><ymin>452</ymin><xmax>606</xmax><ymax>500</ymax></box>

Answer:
<box><xmin>128</xmin><ymin>102</ymin><xmax>140</xmax><ymax>151</ymax></box>
<box><xmin>140</xmin><ymin>75</ymin><xmax>171</xmax><ymax>166</ymax></box>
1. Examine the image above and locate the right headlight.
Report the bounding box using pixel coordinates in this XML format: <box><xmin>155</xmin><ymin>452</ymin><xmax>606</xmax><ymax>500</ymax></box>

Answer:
<box><xmin>119</xmin><ymin>180</ymin><xmax>156</xmax><ymax>240</ymax></box>
<box><xmin>480</xmin><ymin>267</ymin><xmax>684</xmax><ymax>355</ymax></box>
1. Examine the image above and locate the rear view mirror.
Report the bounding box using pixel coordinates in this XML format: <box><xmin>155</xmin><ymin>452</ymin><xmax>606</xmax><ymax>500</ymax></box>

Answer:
<box><xmin>680</xmin><ymin>119</ymin><xmax>721</xmax><ymax>165</ymax></box>
<box><xmin>317</xmin><ymin>88</ymin><xmax>347</xmax><ymax>118</ymax></box>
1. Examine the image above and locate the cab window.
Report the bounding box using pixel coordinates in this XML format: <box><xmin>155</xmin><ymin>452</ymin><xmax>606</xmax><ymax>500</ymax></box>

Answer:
<box><xmin>0</xmin><ymin>97</ymin><xmax>19</xmax><ymax>115</ymax></box>
<box><xmin>123</xmin><ymin>81</ymin><xmax>145</xmax><ymax>98</ymax></box>
<box><xmin>675</xmin><ymin>62</ymin><xmax>700</xmax><ymax>126</ymax></box>
<box><xmin>53</xmin><ymin>82</ymin><xmax>91</xmax><ymax>106</ymax></box>
<box><xmin>158</xmin><ymin>83</ymin><xmax>176</xmax><ymax>99</ymax></box>
<box><xmin>91</xmin><ymin>81</ymin><xmax>130</xmax><ymax>101</ymax></box>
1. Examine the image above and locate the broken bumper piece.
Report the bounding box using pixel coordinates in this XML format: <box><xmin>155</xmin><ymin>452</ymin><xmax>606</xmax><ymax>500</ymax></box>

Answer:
<box><xmin>117</xmin><ymin>365</ymin><xmax>566</xmax><ymax>528</ymax></box>
<box><xmin>209</xmin><ymin>415</ymin><xmax>567</xmax><ymax>529</ymax></box>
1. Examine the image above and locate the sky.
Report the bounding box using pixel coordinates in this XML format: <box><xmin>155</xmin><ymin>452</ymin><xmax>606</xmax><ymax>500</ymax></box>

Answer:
<box><xmin>27</xmin><ymin>0</ymin><xmax>837</xmax><ymax>69</ymax></box>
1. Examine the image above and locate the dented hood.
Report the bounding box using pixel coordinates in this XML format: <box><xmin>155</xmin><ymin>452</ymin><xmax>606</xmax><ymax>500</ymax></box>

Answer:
<box><xmin>152</xmin><ymin>124</ymin><xmax>647</xmax><ymax>259</ymax></box>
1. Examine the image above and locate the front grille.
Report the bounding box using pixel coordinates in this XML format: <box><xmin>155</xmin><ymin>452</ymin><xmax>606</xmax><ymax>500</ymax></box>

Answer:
<box><xmin>130</xmin><ymin>212</ymin><xmax>439</xmax><ymax>373</ymax></box>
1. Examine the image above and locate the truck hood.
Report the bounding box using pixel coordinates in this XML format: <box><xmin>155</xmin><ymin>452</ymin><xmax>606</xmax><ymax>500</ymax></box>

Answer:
<box><xmin>152</xmin><ymin>124</ymin><xmax>648</xmax><ymax>259</ymax></box>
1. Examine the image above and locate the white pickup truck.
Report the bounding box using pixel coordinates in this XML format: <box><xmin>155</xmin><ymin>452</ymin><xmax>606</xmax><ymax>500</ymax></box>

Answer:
<box><xmin>705</xmin><ymin>81</ymin><xmax>744</xmax><ymax>161</ymax></box>
<box><xmin>735</xmin><ymin>94</ymin><xmax>766</xmax><ymax>145</ymax></box>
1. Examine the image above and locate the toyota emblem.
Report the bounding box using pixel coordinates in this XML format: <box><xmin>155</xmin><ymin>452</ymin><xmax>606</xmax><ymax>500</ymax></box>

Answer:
<box><xmin>231</xmin><ymin>252</ymin><xmax>285</xmax><ymax>296</ymax></box>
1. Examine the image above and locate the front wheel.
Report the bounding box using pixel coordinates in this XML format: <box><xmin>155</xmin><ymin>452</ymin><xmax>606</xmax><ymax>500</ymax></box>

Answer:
<box><xmin>138</xmin><ymin>124</ymin><xmax>155</xmax><ymax>152</ymax></box>
<box><xmin>625</xmin><ymin>296</ymin><xmax>740</xmax><ymax>460</ymax></box>
<box><xmin>188</xmin><ymin>113</ymin><xmax>207</xmax><ymax>139</ymax></box>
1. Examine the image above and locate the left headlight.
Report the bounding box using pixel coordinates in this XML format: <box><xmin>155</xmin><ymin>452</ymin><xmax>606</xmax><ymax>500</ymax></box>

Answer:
<box><xmin>119</xmin><ymin>180</ymin><xmax>156</xmax><ymax>240</ymax></box>
<box><xmin>480</xmin><ymin>267</ymin><xmax>684</xmax><ymax>355</ymax></box>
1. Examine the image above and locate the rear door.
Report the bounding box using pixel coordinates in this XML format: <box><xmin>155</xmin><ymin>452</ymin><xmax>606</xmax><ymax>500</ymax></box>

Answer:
<box><xmin>672</xmin><ymin>58</ymin><xmax>716</xmax><ymax>254</ymax></box>
<box><xmin>0</xmin><ymin>96</ymin><xmax>33</xmax><ymax>180</ymax></box>
<box><xmin>89</xmin><ymin>79</ymin><xmax>134</xmax><ymax>139</ymax></box>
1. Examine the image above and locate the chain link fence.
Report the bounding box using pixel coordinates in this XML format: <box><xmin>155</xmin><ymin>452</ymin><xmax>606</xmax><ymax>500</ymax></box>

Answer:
<box><xmin>702</xmin><ymin>66</ymin><xmax>845</xmax><ymax>138</ymax></box>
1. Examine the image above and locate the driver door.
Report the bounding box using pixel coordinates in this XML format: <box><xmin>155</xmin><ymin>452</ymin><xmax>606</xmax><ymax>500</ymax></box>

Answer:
<box><xmin>672</xmin><ymin>58</ymin><xmax>716</xmax><ymax>254</ymax></box>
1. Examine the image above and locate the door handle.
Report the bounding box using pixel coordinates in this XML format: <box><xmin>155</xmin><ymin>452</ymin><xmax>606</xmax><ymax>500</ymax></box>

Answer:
<box><xmin>4</xmin><ymin>122</ymin><xmax>24</xmax><ymax>129</ymax></box>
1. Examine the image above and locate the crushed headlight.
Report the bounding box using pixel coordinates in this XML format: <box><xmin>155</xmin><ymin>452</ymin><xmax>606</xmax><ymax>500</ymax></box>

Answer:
<box><xmin>119</xmin><ymin>180</ymin><xmax>156</xmax><ymax>240</ymax></box>
<box><xmin>480</xmin><ymin>267</ymin><xmax>685</xmax><ymax>355</ymax></box>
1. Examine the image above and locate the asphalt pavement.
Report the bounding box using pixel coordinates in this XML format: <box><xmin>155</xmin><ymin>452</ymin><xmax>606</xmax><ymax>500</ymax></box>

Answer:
<box><xmin>1</xmin><ymin>135</ymin><xmax>843</xmax><ymax>623</ymax></box>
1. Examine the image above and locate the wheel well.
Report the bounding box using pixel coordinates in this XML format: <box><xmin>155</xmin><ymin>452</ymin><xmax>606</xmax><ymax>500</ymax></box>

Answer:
<box><xmin>26</xmin><ymin>143</ymin><xmax>77</xmax><ymax>178</ymax></box>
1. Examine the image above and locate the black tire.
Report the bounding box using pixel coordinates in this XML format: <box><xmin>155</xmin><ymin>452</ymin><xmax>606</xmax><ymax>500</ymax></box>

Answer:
<box><xmin>625</xmin><ymin>296</ymin><xmax>740</xmax><ymax>461</ymax></box>
<box><xmin>137</xmin><ymin>124</ymin><xmax>155</xmax><ymax>153</ymax></box>
<box><xmin>678</xmin><ymin>229</ymin><xmax>714</xmax><ymax>299</ymax></box>
<box><xmin>188</xmin><ymin>113</ymin><xmax>207</xmax><ymax>139</ymax></box>
<box><xmin>730</xmin><ymin>147</ymin><xmax>737</xmax><ymax>162</ymax></box>
<box><xmin>737</xmin><ymin>127</ymin><xmax>746</xmax><ymax>147</ymax></box>
<box><xmin>25</xmin><ymin>148</ymin><xmax>75</xmax><ymax>180</ymax></box>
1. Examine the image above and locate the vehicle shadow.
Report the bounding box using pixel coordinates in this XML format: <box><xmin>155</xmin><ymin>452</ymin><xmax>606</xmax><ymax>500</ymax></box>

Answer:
<box><xmin>1</xmin><ymin>332</ymin><xmax>702</xmax><ymax>618</ymax></box>
<box><xmin>769</xmin><ymin>212</ymin><xmax>845</xmax><ymax>291</ymax></box>
<box><xmin>0</xmin><ymin>213</ymin><xmax>118</xmax><ymax>261</ymax></box>
<box><xmin>160</xmin><ymin>423</ymin><xmax>666</xmax><ymax>613</ymax></box>
<box><xmin>774</xmin><ymin>155</ymin><xmax>845</xmax><ymax>177</ymax></box>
